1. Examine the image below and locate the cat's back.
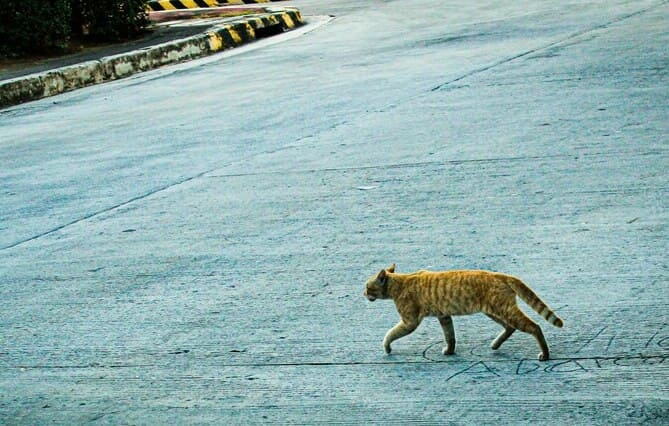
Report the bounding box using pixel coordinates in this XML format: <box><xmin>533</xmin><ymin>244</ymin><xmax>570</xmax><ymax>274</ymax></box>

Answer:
<box><xmin>412</xmin><ymin>269</ymin><xmax>506</xmax><ymax>284</ymax></box>
<box><xmin>412</xmin><ymin>269</ymin><xmax>510</xmax><ymax>297</ymax></box>
<box><xmin>407</xmin><ymin>269</ymin><xmax>511</xmax><ymax>316</ymax></box>
<box><xmin>396</xmin><ymin>269</ymin><xmax>510</xmax><ymax>294</ymax></box>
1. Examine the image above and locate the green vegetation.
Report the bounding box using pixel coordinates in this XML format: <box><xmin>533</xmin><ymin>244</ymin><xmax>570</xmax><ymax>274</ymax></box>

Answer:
<box><xmin>0</xmin><ymin>0</ymin><xmax>149</xmax><ymax>57</ymax></box>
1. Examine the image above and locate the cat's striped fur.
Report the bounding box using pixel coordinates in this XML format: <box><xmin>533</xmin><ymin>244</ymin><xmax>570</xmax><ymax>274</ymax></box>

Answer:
<box><xmin>364</xmin><ymin>264</ymin><xmax>563</xmax><ymax>361</ymax></box>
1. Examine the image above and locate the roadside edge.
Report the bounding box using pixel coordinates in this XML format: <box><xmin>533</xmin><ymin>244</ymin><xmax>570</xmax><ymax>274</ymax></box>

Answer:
<box><xmin>0</xmin><ymin>8</ymin><xmax>303</xmax><ymax>109</ymax></box>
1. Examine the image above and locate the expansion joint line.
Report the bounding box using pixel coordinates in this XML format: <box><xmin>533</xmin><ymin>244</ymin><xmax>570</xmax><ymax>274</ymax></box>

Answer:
<box><xmin>0</xmin><ymin>170</ymin><xmax>214</xmax><ymax>252</ymax></box>
<box><xmin>428</xmin><ymin>0</ymin><xmax>669</xmax><ymax>93</ymax></box>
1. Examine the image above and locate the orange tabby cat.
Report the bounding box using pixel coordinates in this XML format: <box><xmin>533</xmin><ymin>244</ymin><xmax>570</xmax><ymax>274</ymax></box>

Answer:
<box><xmin>364</xmin><ymin>264</ymin><xmax>563</xmax><ymax>361</ymax></box>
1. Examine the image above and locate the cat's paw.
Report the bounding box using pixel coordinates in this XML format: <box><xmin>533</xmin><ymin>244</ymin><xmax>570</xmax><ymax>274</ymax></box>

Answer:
<box><xmin>538</xmin><ymin>352</ymin><xmax>549</xmax><ymax>361</ymax></box>
<box><xmin>383</xmin><ymin>337</ymin><xmax>392</xmax><ymax>354</ymax></box>
<box><xmin>383</xmin><ymin>340</ymin><xmax>392</xmax><ymax>354</ymax></box>
<box><xmin>442</xmin><ymin>346</ymin><xmax>455</xmax><ymax>356</ymax></box>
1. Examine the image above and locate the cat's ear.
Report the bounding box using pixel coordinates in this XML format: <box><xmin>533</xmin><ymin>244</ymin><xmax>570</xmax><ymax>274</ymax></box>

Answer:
<box><xmin>387</xmin><ymin>263</ymin><xmax>396</xmax><ymax>273</ymax></box>
<box><xmin>377</xmin><ymin>268</ymin><xmax>388</xmax><ymax>285</ymax></box>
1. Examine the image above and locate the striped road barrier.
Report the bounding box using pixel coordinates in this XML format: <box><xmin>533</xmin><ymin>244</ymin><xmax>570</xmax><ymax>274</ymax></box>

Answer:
<box><xmin>146</xmin><ymin>0</ymin><xmax>286</xmax><ymax>12</ymax></box>
<box><xmin>0</xmin><ymin>9</ymin><xmax>303</xmax><ymax>108</ymax></box>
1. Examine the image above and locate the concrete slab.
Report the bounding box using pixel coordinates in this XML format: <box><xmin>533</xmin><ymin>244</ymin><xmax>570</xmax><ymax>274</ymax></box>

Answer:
<box><xmin>0</xmin><ymin>0</ymin><xmax>667</xmax><ymax>423</ymax></box>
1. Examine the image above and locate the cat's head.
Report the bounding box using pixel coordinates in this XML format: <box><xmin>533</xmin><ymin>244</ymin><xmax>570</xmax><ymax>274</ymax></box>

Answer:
<box><xmin>364</xmin><ymin>264</ymin><xmax>396</xmax><ymax>301</ymax></box>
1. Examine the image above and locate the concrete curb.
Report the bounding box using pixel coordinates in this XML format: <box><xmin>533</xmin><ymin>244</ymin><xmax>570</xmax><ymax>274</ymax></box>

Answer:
<box><xmin>146</xmin><ymin>0</ymin><xmax>287</xmax><ymax>12</ymax></box>
<box><xmin>148</xmin><ymin>6</ymin><xmax>263</xmax><ymax>23</ymax></box>
<box><xmin>0</xmin><ymin>8</ymin><xmax>302</xmax><ymax>109</ymax></box>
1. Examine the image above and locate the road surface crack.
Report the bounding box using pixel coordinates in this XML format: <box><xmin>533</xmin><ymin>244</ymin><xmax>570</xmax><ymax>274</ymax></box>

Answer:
<box><xmin>426</xmin><ymin>1</ymin><xmax>669</xmax><ymax>92</ymax></box>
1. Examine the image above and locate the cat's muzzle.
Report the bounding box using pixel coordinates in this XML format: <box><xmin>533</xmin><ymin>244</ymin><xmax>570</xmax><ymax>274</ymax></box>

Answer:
<box><xmin>364</xmin><ymin>292</ymin><xmax>377</xmax><ymax>302</ymax></box>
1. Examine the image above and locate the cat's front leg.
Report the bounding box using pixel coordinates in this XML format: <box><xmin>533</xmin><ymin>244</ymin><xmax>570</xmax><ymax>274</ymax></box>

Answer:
<box><xmin>438</xmin><ymin>315</ymin><xmax>456</xmax><ymax>355</ymax></box>
<box><xmin>383</xmin><ymin>320</ymin><xmax>418</xmax><ymax>354</ymax></box>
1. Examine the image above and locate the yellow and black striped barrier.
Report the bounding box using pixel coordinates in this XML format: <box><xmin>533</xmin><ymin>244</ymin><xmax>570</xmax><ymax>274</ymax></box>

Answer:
<box><xmin>0</xmin><ymin>8</ymin><xmax>304</xmax><ymax>108</ymax></box>
<box><xmin>146</xmin><ymin>0</ymin><xmax>286</xmax><ymax>12</ymax></box>
<box><xmin>206</xmin><ymin>8</ymin><xmax>302</xmax><ymax>50</ymax></box>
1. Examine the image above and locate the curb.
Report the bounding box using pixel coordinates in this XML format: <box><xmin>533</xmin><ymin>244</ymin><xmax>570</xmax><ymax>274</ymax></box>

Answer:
<box><xmin>148</xmin><ymin>6</ymin><xmax>266</xmax><ymax>23</ymax></box>
<box><xmin>0</xmin><ymin>9</ymin><xmax>302</xmax><ymax>109</ymax></box>
<box><xmin>146</xmin><ymin>0</ymin><xmax>286</xmax><ymax>12</ymax></box>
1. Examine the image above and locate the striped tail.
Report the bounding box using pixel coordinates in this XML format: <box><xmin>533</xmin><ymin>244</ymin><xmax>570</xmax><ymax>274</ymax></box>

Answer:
<box><xmin>506</xmin><ymin>276</ymin><xmax>564</xmax><ymax>328</ymax></box>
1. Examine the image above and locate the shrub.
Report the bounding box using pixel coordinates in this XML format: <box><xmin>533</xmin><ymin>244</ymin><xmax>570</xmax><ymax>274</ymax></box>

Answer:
<box><xmin>0</xmin><ymin>0</ymin><xmax>72</xmax><ymax>56</ymax></box>
<box><xmin>0</xmin><ymin>1</ymin><xmax>149</xmax><ymax>57</ymax></box>
<box><xmin>71</xmin><ymin>0</ymin><xmax>149</xmax><ymax>41</ymax></box>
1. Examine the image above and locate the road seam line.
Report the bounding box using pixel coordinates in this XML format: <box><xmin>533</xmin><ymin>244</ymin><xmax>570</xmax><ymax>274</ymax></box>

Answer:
<box><xmin>429</xmin><ymin>0</ymin><xmax>669</xmax><ymax>93</ymax></box>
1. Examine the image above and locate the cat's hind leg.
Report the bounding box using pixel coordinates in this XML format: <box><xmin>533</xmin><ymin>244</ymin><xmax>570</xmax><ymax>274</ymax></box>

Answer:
<box><xmin>438</xmin><ymin>315</ymin><xmax>456</xmax><ymax>355</ymax></box>
<box><xmin>485</xmin><ymin>314</ymin><xmax>515</xmax><ymax>350</ymax></box>
<box><xmin>383</xmin><ymin>320</ymin><xmax>420</xmax><ymax>354</ymax></box>
<box><xmin>498</xmin><ymin>305</ymin><xmax>550</xmax><ymax>361</ymax></box>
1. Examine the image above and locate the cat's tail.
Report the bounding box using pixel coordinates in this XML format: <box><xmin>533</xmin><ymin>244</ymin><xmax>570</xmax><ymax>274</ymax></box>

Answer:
<box><xmin>505</xmin><ymin>276</ymin><xmax>564</xmax><ymax>328</ymax></box>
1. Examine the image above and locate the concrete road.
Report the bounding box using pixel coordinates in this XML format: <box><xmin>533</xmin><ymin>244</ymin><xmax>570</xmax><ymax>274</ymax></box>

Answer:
<box><xmin>1</xmin><ymin>0</ymin><xmax>668</xmax><ymax>423</ymax></box>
